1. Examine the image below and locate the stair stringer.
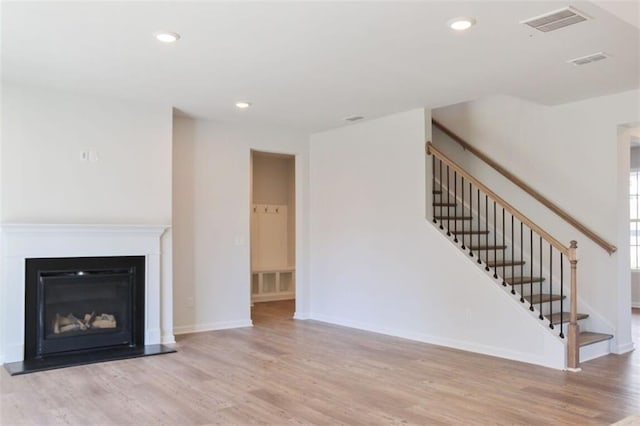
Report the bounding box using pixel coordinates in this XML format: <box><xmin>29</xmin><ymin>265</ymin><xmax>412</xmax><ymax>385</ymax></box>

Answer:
<box><xmin>428</xmin><ymin>221</ymin><xmax>566</xmax><ymax>369</ymax></box>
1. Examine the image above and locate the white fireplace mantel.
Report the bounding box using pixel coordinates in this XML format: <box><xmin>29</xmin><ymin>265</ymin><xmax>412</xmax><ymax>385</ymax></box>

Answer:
<box><xmin>0</xmin><ymin>223</ymin><xmax>174</xmax><ymax>363</ymax></box>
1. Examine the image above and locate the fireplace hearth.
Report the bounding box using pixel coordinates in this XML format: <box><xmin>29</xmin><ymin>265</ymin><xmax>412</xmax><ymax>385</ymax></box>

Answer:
<box><xmin>4</xmin><ymin>255</ymin><xmax>175</xmax><ymax>375</ymax></box>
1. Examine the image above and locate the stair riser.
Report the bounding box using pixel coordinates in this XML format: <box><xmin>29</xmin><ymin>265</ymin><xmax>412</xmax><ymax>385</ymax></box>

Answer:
<box><xmin>579</xmin><ymin>339</ymin><xmax>611</xmax><ymax>362</ymax></box>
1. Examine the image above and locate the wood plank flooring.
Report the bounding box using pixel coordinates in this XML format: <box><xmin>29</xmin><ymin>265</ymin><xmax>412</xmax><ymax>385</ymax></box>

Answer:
<box><xmin>1</xmin><ymin>302</ymin><xmax>639</xmax><ymax>425</ymax></box>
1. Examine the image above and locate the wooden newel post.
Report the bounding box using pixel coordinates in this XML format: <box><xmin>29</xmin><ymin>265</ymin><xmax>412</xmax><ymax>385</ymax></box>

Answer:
<box><xmin>567</xmin><ymin>240</ymin><xmax>580</xmax><ymax>370</ymax></box>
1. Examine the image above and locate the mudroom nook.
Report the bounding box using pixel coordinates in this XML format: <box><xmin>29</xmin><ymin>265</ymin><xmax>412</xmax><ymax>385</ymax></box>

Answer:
<box><xmin>250</xmin><ymin>151</ymin><xmax>296</xmax><ymax>308</ymax></box>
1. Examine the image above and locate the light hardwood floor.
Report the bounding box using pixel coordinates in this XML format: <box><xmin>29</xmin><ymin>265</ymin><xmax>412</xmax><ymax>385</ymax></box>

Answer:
<box><xmin>1</xmin><ymin>302</ymin><xmax>639</xmax><ymax>425</ymax></box>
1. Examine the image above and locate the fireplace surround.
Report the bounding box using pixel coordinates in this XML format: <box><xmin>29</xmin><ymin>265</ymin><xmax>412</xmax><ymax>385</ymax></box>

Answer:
<box><xmin>1</xmin><ymin>224</ymin><xmax>176</xmax><ymax>374</ymax></box>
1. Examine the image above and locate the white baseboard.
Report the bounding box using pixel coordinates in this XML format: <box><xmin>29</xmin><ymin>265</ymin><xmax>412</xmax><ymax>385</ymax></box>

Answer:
<box><xmin>614</xmin><ymin>341</ymin><xmax>635</xmax><ymax>354</ymax></box>
<box><xmin>173</xmin><ymin>320</ymin><xmax>253</xmax><ymax>335</ymax></box>
<box><xmin>293</xmin><ymin>312</ymin><xmax>310</xmax><ymax>320</ymax></box>
<box><xmin>309</xmin><ymin>313</ymin><xmax>565</xmax><ymax>370</ymax></box>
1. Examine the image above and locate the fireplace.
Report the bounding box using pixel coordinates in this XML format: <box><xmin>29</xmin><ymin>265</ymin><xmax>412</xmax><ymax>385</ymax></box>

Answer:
<box><xmin>24</xmin><ymin>256</ymin><xmax>145</xmax><ymax>361</ymax></box>
<box><xmin>1</xmin><ymin>224</ymin><xmax>176</xmax><ymax>375</ymax></box>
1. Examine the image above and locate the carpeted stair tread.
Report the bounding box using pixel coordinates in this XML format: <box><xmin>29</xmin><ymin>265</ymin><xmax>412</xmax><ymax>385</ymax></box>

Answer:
<box><xmin>579</xmin><ymin>331</ymin><xmax>613</xmax><ymax>347</ymax></box>
<box><xmin>456</xmin><ymin>230</ymin><xmax>490</xmax><ymax>235</ymax></box>
<box><xmin>547</xmin><ymin>312</ymin><xmax>589</xmax><ymax>325</ymax></box>
<box><xmin>432</xmin><ymin>202</ymin><xmax>458</xmax><ymax>207</ymax></box>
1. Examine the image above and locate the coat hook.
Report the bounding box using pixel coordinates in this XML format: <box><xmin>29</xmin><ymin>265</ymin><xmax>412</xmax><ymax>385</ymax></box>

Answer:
<box><xmin>264</xmin><ymin>207</ymin><xmax>268</xmax><ymax>213</ymax></box>
<box><xmin>276</xmin><ymin>207</ymin><xmax>279</xmax><ymax>213</ymax></box>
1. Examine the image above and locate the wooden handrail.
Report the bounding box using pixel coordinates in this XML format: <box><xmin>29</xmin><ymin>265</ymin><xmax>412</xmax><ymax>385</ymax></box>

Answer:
<box><xmin>427</xmin><ymin>142</ymin><xmax>569</xmax><ymax>256</ymax></box>
<box><xmin>432</xmin><ymin>119</ymin><xmax>617</xmax><ymax>255</ymax></box>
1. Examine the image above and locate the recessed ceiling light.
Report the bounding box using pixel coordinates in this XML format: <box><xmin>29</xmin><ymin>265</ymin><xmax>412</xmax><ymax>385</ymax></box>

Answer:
<box><xmin>235</xmin><ymin>101</ymin><xmax>251</xmax><ymax>109</ymax></box>
<box><xmin>155</xmin><ymin>31</ymin><xmax>180</xmax><ymax>43</ymax></box>
<box><xmin>448</xmin><ymin>17</ymin><xmax>476</xmax><ymax>31</ymax></box>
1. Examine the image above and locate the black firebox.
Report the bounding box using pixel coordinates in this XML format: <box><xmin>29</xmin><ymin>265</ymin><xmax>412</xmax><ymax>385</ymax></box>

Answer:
<box><xmin>3</xmin><ymin>255</ymin><xmax>175</xmax><ymax>375</ymax></box>
<box><xmin>24</xmin><ymin>256</ymin><xmax>145</xmax><ymax>361</ymax></box>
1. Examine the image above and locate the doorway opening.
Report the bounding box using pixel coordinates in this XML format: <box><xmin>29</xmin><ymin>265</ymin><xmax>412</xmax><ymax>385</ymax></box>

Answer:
<box><xmin>250</xmin><ymin>151</ymin><xmax>295</xmax><ymax>324</ymax></box>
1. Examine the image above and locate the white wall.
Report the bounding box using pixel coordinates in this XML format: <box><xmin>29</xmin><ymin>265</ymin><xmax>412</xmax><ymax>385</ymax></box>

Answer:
<box><xmin>2</xmin><ymin>85</ymin><xmax>172</xmax><ymax>224</ymax></box>
<box><xmin>433</xmin><ymin>90</ymin><xmax>640</xmax><ymax>354</ymax></box>
<box><xmin>172</xmin><ymin>117</ymin><xmax>309</xmax><ymax>333</ymax></box>
<box><xmin>309</xmin><ymin>109</ymin><xmax>565</xmax><ymax>369</ymax></box>
<box><xmin>0</xmin><ymin>84</ymin><xmax>174</xmax><ymax>361</ymax></box>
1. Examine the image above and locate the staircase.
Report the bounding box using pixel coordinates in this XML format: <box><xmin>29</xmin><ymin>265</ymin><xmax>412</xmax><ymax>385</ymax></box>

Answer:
<box><xmin>427</xmin><ymin>141</ymin><xmax>613</xmax><ymax>370</ymax></box>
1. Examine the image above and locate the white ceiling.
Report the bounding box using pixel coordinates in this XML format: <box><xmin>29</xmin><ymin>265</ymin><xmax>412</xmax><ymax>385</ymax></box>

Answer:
<box><xmin>2</xmin><ymin>1</ymin><xmax>639</xmax><ymax>132</ymax></box>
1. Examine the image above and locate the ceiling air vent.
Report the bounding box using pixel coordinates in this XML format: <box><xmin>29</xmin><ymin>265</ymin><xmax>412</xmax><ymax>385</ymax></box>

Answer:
<box><xmin>521</xmin><ymin>6</ymin><xmax>590</xmax><ymax>32</ymax></box>
<box><xmin>567</xmin><ymin>52</ymin><xmax>609</xmax><ymax>66</ymax></box>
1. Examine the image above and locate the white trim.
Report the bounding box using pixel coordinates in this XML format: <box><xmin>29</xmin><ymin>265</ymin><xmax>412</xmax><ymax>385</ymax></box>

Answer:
<box><xmin>613</xmin><ymin>341</ymin><xmax>635</xmax><ymax>354</ymax></box>
<box><xmin>173</xmin><ymin>320</ymin><xmax>253</xmax><ymax>335</ymax></box>
<box><xmin>579</xmin><ymin>339</ymin><xmax>611</xmax><ymax>362</ymax></box>
<box><xmin>0</xmin><ymin>223</ymin><xmax>172</xmax><ymax>363</ymax></box>
<box><xmin>1</xmin><ymin>223</ymin><xmax>168</xmax><ymax>234</ymax></box>
<box><xmin>293</xmin><ymin>312</ymin><xmax>310</xmax><ymax>320</ymax></box>
<box><xmin>161</xmin><ymin>334</ymin><xmax>177</xmax><ymax>345</ymax></box>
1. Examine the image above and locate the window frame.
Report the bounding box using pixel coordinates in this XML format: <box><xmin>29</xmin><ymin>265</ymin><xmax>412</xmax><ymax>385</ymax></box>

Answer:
<box><xmin>630</xmin><ymin>169</ymin><xmax>640</xmax><ymax>270</ymax></box>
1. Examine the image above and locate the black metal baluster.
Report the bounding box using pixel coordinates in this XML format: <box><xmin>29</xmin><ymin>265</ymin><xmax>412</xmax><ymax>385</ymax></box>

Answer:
<box><xmin>559</xmin><ymin>253</ymin><xmax>564</xmax><ymax>338</ymax></box>
<box><xmin>432</xmin><ymin>156</ymin><xmax>437</xmax><ymax>223</ymax></box>
<box><xmin>529</xmin><ymin>229</ymin><xmax>534</xmax><ymax>311</ymax></box>
<box><xmin>446</xmin><ymin>165</ymin><xmax>451</xmax><ymax>236</ymax></box>
<box><xmin>461</xmin><ymin>177</ymin><xmax>466</xmax><ymax>250</ymax></box>
<box><xmin>520</xmin><ymin>222</ymin><xmax>524</xmax><ymax>303</ymax></box>
<box><xmin>493</xmin><ymin>201</ymin><xmax>498</xmax><ymax>278</ymax></box>
<box><xmin>453</xmin><ymin>172</ymin><xmax>458</xmax><ymax>243</ymax></box>
<box><xmin>469</xmin><ymin>182</ymin><xmax>474</xmax><ymax>257</ymax></box>
<box><xmin>502</xmin><ymin>208</ymin><xmax>506</xmax><ymax>286</ymax></box>
<box><xmin>439</xmin><ymin>160</ymin><xmax>443</xmax><ymax>230</ymax></box>
<box><xmin>477</xmin><ymin>189</ymin><xmax>481</xmax><ymax>264</ymax></box>
<box><xmin>485</xmin><ymin>195</ymin><xmax>489</xmax><ymax>270</ymax></box>
<box><xmin>539</xmin><ymin>236</ymin><xmax>544</xmax><ymax>320</ymax></box>
<box><xmin>511</xmin><ymin>215</ymin><xmax>515</xmax><ymax>294</ymax></box>
<box><xmin>549</xmin><ymin>245</ymin><xmax>554</xmax><ymax>330</ymax></box>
